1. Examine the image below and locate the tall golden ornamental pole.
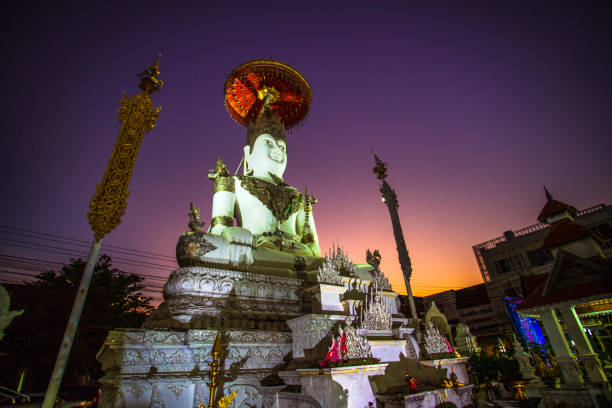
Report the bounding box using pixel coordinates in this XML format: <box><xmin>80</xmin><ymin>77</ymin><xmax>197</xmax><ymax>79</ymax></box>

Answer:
<box><xmin>372</xmin><ymin>152</ymin><xmax>417</xmax><ymax>319</ymax></box>
<box><xmin>42</xmin><ymin>55</ymin><xmax>163</xmax><ymax>408</ymax></box>
<box><xmin>208</xmin><ymin>333</ymin><xmax>222</xmax><ymax>408</ymax></box>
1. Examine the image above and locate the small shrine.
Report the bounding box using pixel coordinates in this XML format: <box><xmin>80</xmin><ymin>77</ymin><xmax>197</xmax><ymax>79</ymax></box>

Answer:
<box><xmin>96</xmin><ymin>60</ymin><xmax>474</xmax><ymax>407</ymax></box>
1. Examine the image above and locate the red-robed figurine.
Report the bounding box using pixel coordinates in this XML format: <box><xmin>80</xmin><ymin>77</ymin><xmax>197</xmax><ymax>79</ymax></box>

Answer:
<box><xmin>321</xmin><ymin>336</ymin><xmax>341</xmax><ymax>367</ymax></box>
<box><xmin>340</xmin><ymin>328</ymin><xmax>348</xmax><ymax>361</ymax></box>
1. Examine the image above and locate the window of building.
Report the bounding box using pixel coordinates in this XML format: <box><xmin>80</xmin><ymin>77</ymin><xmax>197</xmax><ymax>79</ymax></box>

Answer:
<box><xmin>592</xmin><ymin>223</ymin><xmax>612</xmax><ymax>248</ymax></box>
<box><xmin>494</xmin><ymin>254</ymin><xmax>523</xmax><ymax>274</ymax></box>
<box><xmin>593</xmin><ymin>223</ymin><xmax>612</xmax><ymax>239</ymax></box>
<box><xmin>526</xmin><ymin>248</ymin><xmax>553</xmax><ymax>267</ymax></box>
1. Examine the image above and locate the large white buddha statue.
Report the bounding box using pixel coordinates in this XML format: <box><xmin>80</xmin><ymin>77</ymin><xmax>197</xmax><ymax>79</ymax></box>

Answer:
<box><xmin>177</xmin><ymin>106</ymin><xmax>322</xmax><ymax>272</ymax></box>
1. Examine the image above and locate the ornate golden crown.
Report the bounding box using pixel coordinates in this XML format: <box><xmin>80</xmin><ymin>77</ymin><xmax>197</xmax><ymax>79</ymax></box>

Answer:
<box><xmin>246</xmin><ymin>106</ymin><xmax>286</xmax><ymax>150</ymax></box>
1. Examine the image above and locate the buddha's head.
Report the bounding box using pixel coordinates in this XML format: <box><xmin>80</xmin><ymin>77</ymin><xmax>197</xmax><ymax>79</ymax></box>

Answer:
<box><xmin>244</xmin><ymin>107</ymin><xmax>287</xmax><ymax>178</ymax></box>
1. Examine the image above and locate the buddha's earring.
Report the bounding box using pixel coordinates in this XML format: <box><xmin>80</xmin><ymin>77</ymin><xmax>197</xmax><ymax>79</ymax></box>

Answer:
<box><xmin>235</xmin><ymin>155</ymin><xmax>245</xmax><ymax>176</ymax></box>
<box><xmin>243</xmin><ymin>155</ymin><xmax>249</xmax><ymax>176</ymax></box>
<box><xmin>243</xmin><ymin>155</ymin><xmax>253</xmax><ymax>176</ymax></box>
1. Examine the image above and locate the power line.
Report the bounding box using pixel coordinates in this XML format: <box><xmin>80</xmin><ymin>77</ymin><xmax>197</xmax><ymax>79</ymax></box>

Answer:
<box><xmin>0</xmin><ymin>225</ymin><xmax>482</xmax><ymax>298</ymax></box>
<box><xmin>0</xmin><ymin>237</ymin><xmax>177</xmax><ymax>270</ymax></box>
<box><xmin>0</xmin><ymin>269</ymin><xmax>165</xmax><ymax>291</ymax></box>
<box><xmin>0</xmin><ymin>254</ymin><xmax>168</xmax><ymax>281</ymax></box>
<box><xmin>0</xmin><ymin>225</ymin><xmax>176</xmax><ymax>261</ymax></box>
<box><xmin>0</xmin><ymin>265</ymin><xmax>167</xmax><ymax>288</ymax></box>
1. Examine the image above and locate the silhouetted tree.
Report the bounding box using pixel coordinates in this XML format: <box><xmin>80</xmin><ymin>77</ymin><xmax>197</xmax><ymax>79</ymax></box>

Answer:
<box><xmin>0</xmin><ymin>255</ymin><xmax>152</xmax><ymax>391</ymax></box>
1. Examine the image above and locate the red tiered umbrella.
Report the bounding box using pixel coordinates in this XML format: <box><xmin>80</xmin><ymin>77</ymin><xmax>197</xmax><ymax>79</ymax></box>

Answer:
<box><xmin>224</xmin><ymin>60</ymin><xmax>312</xmax><ymax>130</ymax></box>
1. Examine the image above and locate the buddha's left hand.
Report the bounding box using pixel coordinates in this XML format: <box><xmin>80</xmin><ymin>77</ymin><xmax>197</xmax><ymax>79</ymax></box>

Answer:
<box><xmin>222</xmin><ymin>227</ymin><xmax>255</xmax><ymax>268</ymax></box>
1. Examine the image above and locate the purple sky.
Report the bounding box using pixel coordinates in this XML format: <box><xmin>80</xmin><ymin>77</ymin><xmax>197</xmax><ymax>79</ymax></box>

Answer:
<box><xmin>3</xmin><ymin>1</ymin><xmax>611</xmax><ymax>297</ymax></box>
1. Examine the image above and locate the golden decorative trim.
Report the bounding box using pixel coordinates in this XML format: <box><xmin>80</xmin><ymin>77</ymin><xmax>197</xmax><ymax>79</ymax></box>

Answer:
<box><xmin>188</xmin><ymin>202</ymin><xmax>204</xmax><ymax>232</ymax></box>
<box><xmin>257</xmin><ymin>86</ymin><xmax>280</xmax><ymax>104</ymax></box>
<box><xmin>87</xmin><ymin>91</ymin><xmax>161</xmax><ymax>241</ymax></box>
<box><xmin>212</xmin><ymin>216</ymin><xmax>233</xmax><ymax>227</ymax></box>
<box><xmin>209</xmin><ymin>157</ymin><xmax>234</xmax><ymax>193</ymax></box>
<box><xmin>246</xmin><ymin>106</ymin><xmax>286</xmax><ymax>149</ymax></box>
<box><xmin>209</xmin><ymin>157</ymin><xmax>230</xmax><ymax>178</ymax></box>
<box><xmin>214</xmin><ymin>176</ymin><xmax>235</xmax><ymax>193</ymax></box>
<box><xmin>302</xmin><ymin>233</ymin><xmax>314</xmax><ymax>244</ymax></box>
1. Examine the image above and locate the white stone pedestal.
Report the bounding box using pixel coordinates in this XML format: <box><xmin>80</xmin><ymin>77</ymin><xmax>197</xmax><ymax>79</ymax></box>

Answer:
<box><xmin>376</xmin><ymin>385</ymin><xmax>475</xmax><ymax>408</ymax></box>
<box><xmin>305</xmin><ymin>284</ymin><xmax>347</xmax><ymax>313</ymax></box>
<box><xmin>378</xmin><ymin>290</ymin><xmax>400</xmax><ymax>315</ymax></box>
<box><xmin>286</xmin><ymin>314</ymin><xmax>346</xmax><ymax>358</ymax></box>
<box><xmin>287</xmin><ymin>364</ymin><xmax>388</xmax><ymax>408</ymax></box>
<box><xmin>420</xmin><ymin>357</ymin><xmax>470</xmax><ymax>384</ymax></box>
<box><xmin>96</xmin><ymin>328</ymin><xmax>292</xmax><ymax>408</ymax></box>
<box><xmin>368</xmin><ymin>339</ymin><xmax>408</xmax><ymax>362</ymax></box>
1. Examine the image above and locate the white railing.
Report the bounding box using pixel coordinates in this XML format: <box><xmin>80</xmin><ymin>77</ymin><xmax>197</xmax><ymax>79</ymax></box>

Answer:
<box><xmin>473</xmin><ymin>204</ymin><xmax>607</xmax><ymax>250</ymax></box>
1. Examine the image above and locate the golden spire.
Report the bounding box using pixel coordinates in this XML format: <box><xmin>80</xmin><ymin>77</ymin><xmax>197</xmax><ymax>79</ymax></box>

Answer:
<box><xmin>137</xmin><ymin>52</ymin><xmax>164</xmax><ymax>94</ymax></box>
<box><xmin>88</xmin><ymin>56</ymin><xmax>162</xmax><ymax>241</ymax></box>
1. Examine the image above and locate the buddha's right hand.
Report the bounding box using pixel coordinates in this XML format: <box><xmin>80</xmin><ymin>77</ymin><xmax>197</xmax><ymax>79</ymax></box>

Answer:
<box><xmin>222</xmin><ymin>227</ymin><xmax>254</xmax><ymax>268</ymax></box>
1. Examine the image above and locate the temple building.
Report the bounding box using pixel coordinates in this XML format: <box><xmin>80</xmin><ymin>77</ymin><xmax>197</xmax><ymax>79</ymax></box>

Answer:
<box><xmin>95</xmin><ymin>60</ymin><xmax>476</xmax><ymax>408</ymax></box>
<box><xmin>513</xmin><ymin>190</ymin><xmax>612</xmax><ymax>405</ymax></box>
<box><xmin>471</xmin><ymin>191</ymin><xmax>612</xmax><ymax>350</ymax></box>
<box><xmin>417</xmin><ymin>190</ymin><xmax>612</xmax><ymax>404</ymax></box>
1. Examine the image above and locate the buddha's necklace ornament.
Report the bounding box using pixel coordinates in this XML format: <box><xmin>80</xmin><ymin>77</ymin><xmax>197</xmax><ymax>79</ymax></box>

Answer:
<box><xmin>238</xmin><ymin>176</ymin><xmax>304</xmax><ymax>222</ymax></box>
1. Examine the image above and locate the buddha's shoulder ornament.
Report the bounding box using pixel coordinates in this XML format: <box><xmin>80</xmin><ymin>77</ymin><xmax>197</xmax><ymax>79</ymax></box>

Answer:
<box><xmin>208</xmin><ymin>156</ymin><xmax>235</xmax><ymax>193</ymax></box>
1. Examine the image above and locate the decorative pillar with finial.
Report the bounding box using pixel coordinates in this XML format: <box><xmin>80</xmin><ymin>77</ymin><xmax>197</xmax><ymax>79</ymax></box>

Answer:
<box><xmin>371</xmin><ymin>152</ymin><xmax>417</xmax><ymax>319</ymax></box>
<box><xmin>208</xmin><ymin>333</ymin><xmax>222</xmax><ymax>408</ymax></box>
<box><xmin>42</xmin><ymin>54</ymin><xmax>163</xmax><ymax>408</ymax></box>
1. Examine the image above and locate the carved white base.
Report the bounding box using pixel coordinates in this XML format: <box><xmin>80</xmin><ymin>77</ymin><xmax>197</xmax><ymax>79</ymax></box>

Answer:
<box><xmin>97</xmin><ymin>328</ymin><xmax>291</xmax><ymax>408</ymax></box>
<box><xmin>291</xmin><ymin>364</ymin><xmax>388</xmax><ymax>408</ymax></box>
<box><xmin>378</xmin><ymin>290</ymin><xmax>400</xmax><ymax>315</ymax></box>
<box><xmin>368</xmin><ymin>339</ymin><xmax>408</xmax><ymax>362</ymax></box>
<box><xmin>147</xmin><ymin>266</ymin><xmax>303</xmax><ymax>324</ymax></box>
<box><xmin>285</xmin><ymin>314</ymin><xmax>346</xmax><ymax>358</ymax></box>
<box><xmin>376</xmin><ymin>384</ymin><xmax>475</xmax><ymax>408</ymax></box>
<box><xmin>420</xmin><ymin>357</ymin><xmax>470</xmax><ymax>385</ymax></box>
<box><xmin>306</xmin><ymin>284</ymin><xmax>347</xmax><ymax>313</ymax></box>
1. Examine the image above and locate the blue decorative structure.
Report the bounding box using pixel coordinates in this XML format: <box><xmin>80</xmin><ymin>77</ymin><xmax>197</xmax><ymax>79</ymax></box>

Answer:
<box><xmin>504</xmin><ymin>297</ymin><xmax>545</xmax><ymax>345</ymax></box>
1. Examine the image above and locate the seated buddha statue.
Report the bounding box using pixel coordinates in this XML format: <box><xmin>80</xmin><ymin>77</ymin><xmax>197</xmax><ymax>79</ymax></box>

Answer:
<box><xmin>177</xmin><ymin>106</ymin><xmax>322</xmax><ymax>273</ymax></box>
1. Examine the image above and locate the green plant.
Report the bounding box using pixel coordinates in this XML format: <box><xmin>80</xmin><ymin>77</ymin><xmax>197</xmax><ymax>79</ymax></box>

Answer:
<box><xmin>468</xmin><ymin>353</ymin><xmax>521</xmax><ymax>384</ymax></box>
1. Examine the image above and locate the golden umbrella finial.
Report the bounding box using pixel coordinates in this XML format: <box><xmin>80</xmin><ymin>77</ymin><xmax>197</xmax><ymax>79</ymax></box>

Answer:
<box><xmin>212</xmin><ymin>331</ymin><xmax>222</xmax><ymax>354</ymax></box>
<box><xmin>138</xmin><ymin>52</ymin><xmax>164</xmax><ymax>94</ymax></box>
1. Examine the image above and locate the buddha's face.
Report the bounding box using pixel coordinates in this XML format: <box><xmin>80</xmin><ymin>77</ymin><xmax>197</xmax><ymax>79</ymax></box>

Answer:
<box><xmin>244</xmin><ymin>133</ymin><xmax>287</xmax><ymax>178</ymax></box>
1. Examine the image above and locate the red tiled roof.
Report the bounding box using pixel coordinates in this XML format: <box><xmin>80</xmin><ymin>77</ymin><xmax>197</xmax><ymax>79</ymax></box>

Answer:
<box><xmin>541</xmin><ymin>219</ymin><xmax>592</xmax><ymax>249</ymax></box>
<box><xmin>517</xmin><ymin>265</ymin><xmax>612</xmax><ymax>310</ymax></box>
<box><xmin>521</xmin><ymin>274</ymin><xmax>547</xmax><ymax>297</ymax></box>
<box><xmin>537</xmin><ymin>199</ymin><xmax>577</xmax><ymax>223</ymax></box>
<box><xmin>518</xmin><ymin>280</ymin><xmax>612</xmax><ymax>310</ymax></box>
